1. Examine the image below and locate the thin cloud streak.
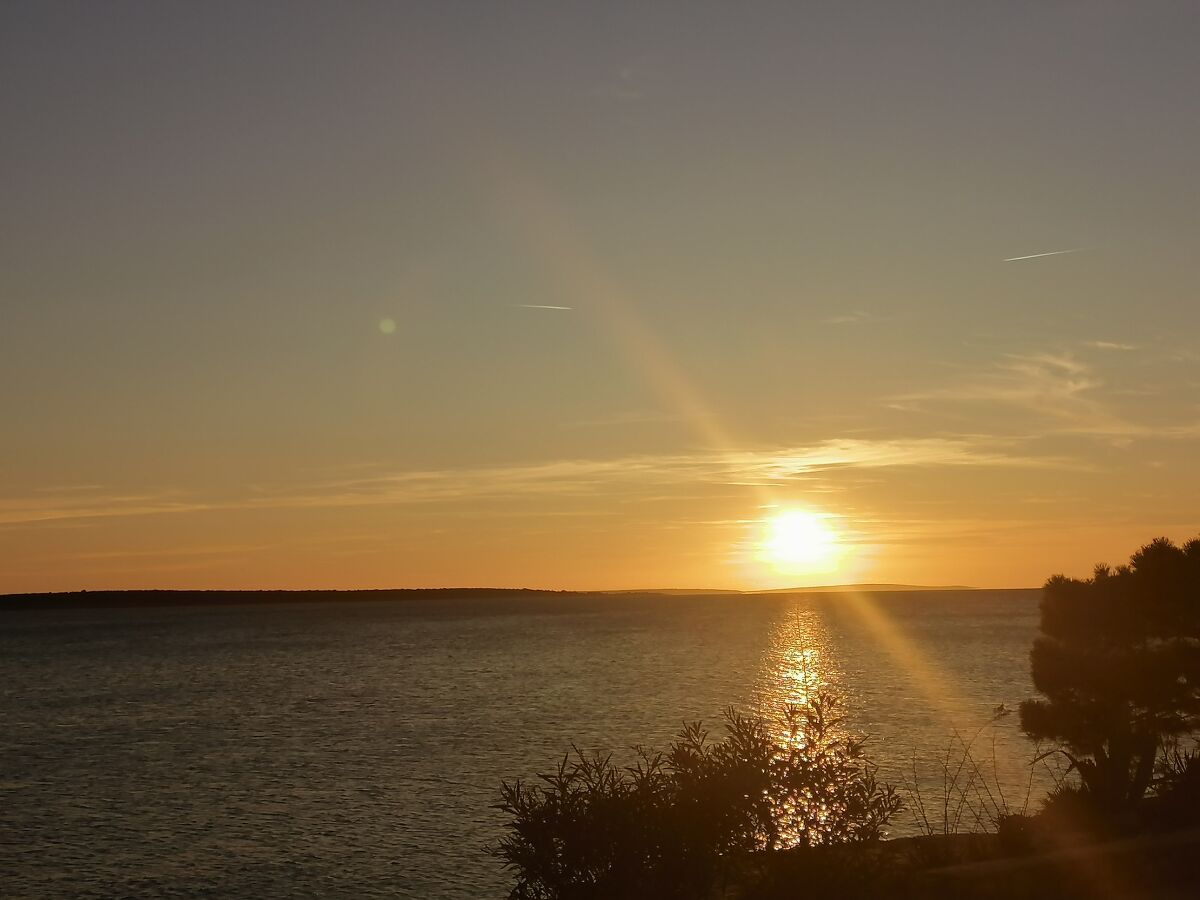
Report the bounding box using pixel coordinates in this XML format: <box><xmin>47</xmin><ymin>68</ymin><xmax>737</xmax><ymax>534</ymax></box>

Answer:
<box><xmin>1</xmin><ymin>438</ymin><xmax>1066</xmax><ymax>527</ymax></box>
<box><xmin>0</xmin><ymin>491</ymin><xmax>212</xmax><ymax>526</ymax></box>
<box><xmin>1002</xmin><ymin>248</ymin><xmax>1089</xmax><ymax>262</ymax></box>
<box><xmin>1086</xmin><ymin>341</ymin><xmax>1138</xmax><ymax>352</ymax></box>
<box><xmin>513</xmin><ymin>304</ymin><xmax>573</xmax><ymax>310</ymax></box>
<box><xmin>292</xmin><ymin>438</ymin><xmax>1065</xmax><ymax>512</ymax></box>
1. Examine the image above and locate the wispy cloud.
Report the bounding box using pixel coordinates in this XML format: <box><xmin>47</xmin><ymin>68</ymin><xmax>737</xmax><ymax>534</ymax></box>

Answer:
<box><xmin>294</xmin><ymin>438</ymin><xmax>1062</xmax><ymax>508</ymax></box>
<box><xmin>1086</xmin><ymin>340</ymin><xmax>1138</xmax><ymax>352</ymax></box>
<box><xmin>0</xmin><ymin>489</ymin><xmax>211</xmax><ymax>526</ymax></box>
<box><xmin>894</xmin><ymin>350</ymin><xmax>1200</xmax><ymax>440</ymax></box>
<box><xmin>721</xmin><ymin>437</ymin><xmax>1056</xmax><ymax>479</ymax></box>
<box><xmin>0</xmin><ymin>438</ymin><xmax>1061</xmax><ymax>527</ymax></box>
<box><xmin>897</xmin><ymin>352</ymin><xmax>1102</xmax><ymax>421</ymax></box>
<box><xmin>513</xmin><ymin>304</ymin><xmax>573</xmax><ymax>311</ymax></box>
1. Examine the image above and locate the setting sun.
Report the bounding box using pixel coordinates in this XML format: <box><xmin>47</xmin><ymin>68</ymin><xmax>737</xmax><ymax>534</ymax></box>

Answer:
<box><xmin>759</xmin><ymin>510</ymin><xmax>844</xmax><ymax>576</ymax></box>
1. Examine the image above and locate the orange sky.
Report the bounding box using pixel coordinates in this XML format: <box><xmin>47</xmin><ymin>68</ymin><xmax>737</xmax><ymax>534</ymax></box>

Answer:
<box><xmin>3</xmin><ymin>4</ymin><xmax>1199</xmax><ymax>593</ymax></box>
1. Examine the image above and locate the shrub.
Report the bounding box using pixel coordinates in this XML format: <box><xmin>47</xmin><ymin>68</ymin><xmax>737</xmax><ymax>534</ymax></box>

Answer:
<box><xmin>1145</xmin><ymin>741</ymin><xmax>1200</xmax><ymax>830</ymax></box>
<box><xmin>491</xmin><ymin>692</ymin><xmax>901</xmax><ymax>899</ymax></box>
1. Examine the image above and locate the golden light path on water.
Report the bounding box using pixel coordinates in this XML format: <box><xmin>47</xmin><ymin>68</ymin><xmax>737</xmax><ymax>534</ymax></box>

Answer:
<box><xmin>751</xmin><ymin>604</ymin><xmax>857</xmax><ymax>848</ymax></box>
<box><xmin>753</xmin><ymin>594</ymin><xmax>1004</xmax><ymax>792</ymax></box>
<box><xmin>754</xmin><ymin>603</ymin><xmax>835</xmax><ymax>716</ymax></box>
<box><xmin>752</xmin><ymin>600</ymin><xmax>997</xmax><ymax>848</ymax></box>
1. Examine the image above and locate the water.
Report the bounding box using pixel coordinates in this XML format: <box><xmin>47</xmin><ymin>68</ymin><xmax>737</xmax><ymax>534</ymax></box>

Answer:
<box><xmin>1</xmin><ymin>590</ymin><xmax>1041</xmax><ymax>897</ymax></box>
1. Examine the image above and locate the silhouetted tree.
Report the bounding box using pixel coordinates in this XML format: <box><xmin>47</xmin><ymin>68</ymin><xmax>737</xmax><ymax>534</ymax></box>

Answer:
<box><xmin>1020</xmin><ymin>537</ymin><xmax>1200</xmax><ymax>814</ymax></box>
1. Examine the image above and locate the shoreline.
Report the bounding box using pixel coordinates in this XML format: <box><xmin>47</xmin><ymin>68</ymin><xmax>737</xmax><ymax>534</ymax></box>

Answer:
<box><xmin>0</xmin><ymin>586</ymin><xmax>1040</xmax><ymax>611</ymax></box>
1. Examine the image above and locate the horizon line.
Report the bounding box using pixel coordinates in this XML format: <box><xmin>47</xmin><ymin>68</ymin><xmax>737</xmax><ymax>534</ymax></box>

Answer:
<box><xmin>1</xmin><ymin>582</ymin><xmax>1044</xmax><ymax>600</ymax></box>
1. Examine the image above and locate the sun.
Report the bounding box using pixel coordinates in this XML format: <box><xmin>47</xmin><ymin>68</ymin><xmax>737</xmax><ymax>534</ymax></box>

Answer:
<box><xmin>758</xmin><ymin>509</ymin><xmax>843</xmax><ymax>575</ymax></box>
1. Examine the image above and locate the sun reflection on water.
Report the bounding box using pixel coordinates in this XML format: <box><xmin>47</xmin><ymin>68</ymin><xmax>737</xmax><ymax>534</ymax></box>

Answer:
<box><xmin>753</xmin><ymin>602</ymin><xmax>880</xmax><ymax>848</ymax></box>
<box><xmin>754</xmin><ymin>603</ymin><xmax>844</xmax><ymax>743</ymax></box>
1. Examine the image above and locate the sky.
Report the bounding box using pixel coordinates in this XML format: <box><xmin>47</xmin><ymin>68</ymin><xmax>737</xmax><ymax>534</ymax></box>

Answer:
<box><xmin>2</xmin><ymin>1</ymin><xmax>1199</xmax><ymax>593</ymax></box>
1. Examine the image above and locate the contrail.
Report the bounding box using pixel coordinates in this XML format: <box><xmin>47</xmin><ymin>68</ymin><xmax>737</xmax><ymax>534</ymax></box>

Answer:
<box><xmin>1003</xmin><ymin>248</ymin><xmax>1089</xmax><ymax>262</ymax></box>
<box><xmin>513</xmin><ymin>304</ymin><xmax>573</xmax><ymax>310</ymax></box>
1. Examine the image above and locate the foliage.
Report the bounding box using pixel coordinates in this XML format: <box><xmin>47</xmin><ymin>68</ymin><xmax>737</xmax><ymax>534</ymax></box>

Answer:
<box><xmin>1019</xmin><ymin>537</ymin><xmax>1200</xmax><ymax>814</ymax></box>
<box><xmin>1037</xmin><ymin>781</ymin><xmax>1108</xmax><ymax>831</ymax></box>
<box><xmin>491</xmin><ymin>692</ymin><xmax>901</xmax><ymax>899</ymax></box>
<box><xmin>1145</xmin><ymin>739</ymin><xmax>1200</xmax><ymax>830</ymax></box>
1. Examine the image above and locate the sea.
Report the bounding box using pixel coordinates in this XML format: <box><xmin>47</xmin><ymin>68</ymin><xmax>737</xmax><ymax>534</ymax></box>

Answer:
<box><xmin>1</xmin><ymin>589</ymin><xmax>1045</xmax><ymax>898</ymax></box>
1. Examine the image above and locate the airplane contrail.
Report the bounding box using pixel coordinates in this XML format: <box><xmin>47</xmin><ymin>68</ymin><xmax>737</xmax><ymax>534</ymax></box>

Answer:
<box><xmin>514</xmin><ymin>304</ymin><xmax>573</xmax><ymax>310</ymax></box>
<box><xmin>1002</xmin><ymin>248</ymin><xmax>1089</xmax><ymax>262</ymax></box>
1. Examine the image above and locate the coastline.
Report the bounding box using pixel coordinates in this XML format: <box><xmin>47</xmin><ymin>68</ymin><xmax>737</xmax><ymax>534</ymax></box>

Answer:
<box><xmin>0</xmin><ymin>586</ymin><xmax>1040</xmax><ymax>611</ymax></box>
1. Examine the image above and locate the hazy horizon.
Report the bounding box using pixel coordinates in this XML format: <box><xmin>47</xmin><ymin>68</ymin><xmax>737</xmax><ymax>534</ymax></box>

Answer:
<box><xmin>4</xmin><ymin>3</ymin><xmax>1199</xmax><ymax>593</ymax></box>
<box><xmin>2</xmin><ymin>580</ymin><xmax>1024</xmax><ymax>598</ymax></box>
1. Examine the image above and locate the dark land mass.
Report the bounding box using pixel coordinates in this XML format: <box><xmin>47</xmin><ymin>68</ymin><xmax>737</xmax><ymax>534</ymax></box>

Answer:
<box><xmin>0</xmin><ymin>587</ymin><xmax>574</xmax><ymax>611</ymax></box>
<box><xmin>737</xmin><ymin>827</ymin><xmax>1200</xmax><ymax>900</ymax></box>
<box><xmin>611</xmin><ymin>583</ymin><xmax>975</xmax><ymax>595</ymax></box>
<box><xmin>755</xmin><ymin>582</ymin><xmax>976</xmax><ymax>593</ymax></box>
<box><xmin>0</xmin><ymin>586</ymin><xmax>1039</xmax><ymax>611</ymax></box>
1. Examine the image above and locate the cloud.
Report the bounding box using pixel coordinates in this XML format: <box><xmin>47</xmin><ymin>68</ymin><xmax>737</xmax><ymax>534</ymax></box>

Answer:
<box><xmin>894</xmin><ymin>350</ymin><xmax>1200</xmax><ymax>440</ymax></box>
<box><xmin>1086</xmin><ymin>341</ymin><xmax>1138</xmax><ymax>352</ymax></box>
<box><xmin>0</xmin><ymin>489</ymin><xmax>211</xmax><ymax>527</ymax></box>
<box><xmin>286</xmin><ymin>438</ymin><xmax>1063</xmax><ymax>509</ymax></box>
<box><xmin>897</xmin><ymin>352</ymin><xmax>1104</xmax><ymax>423</ymax></box>
<box><xmin>720</xmin><ymin>437</ymin><xmax>1057</xmax><ymax>479</ymax></box>
<box><xmin>0</xmin><ymin>438</ymin><xmax>1061</xmax><ymax>527</ymax></box>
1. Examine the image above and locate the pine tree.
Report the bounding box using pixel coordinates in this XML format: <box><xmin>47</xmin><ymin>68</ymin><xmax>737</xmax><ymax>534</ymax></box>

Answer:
<box><xmin>1020</xmin><ymin>537</ymin><xmax>1200</xmax><ymax>812</ymax></box>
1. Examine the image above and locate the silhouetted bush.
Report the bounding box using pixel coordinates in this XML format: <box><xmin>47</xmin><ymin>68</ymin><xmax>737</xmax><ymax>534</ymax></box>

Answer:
<box><xmin>1145</xmin><ymin>741</ymin><xmax>1200</xmax><ymax>830</ymax></box>
<box><xmin>740</xmin><ymin>842</ymin><xmax>895</xmax><ymax>900</ymax></box>
<box><xmin>1038</xmin><ymin>781</ymin><xmax>1116</xmax><ymax>836</ymax></box>
<box><xmin>492</xmin><ymin>692</ymin><xmax>901</xmax><ymax>899</ymax></box>
<box><xmin>1020</xmin><ymin>537</ymin><xmax>1200</xmax><ymax>817</ymax></box>
<box><xmin>995</xmin><ymin>812</ymin><xmax>1035</xmax><ymax>855</ymax></box>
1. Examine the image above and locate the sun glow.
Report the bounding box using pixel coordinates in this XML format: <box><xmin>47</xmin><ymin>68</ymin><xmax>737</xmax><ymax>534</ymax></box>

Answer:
<box><xmin>758</xmin><ymin>509</ymin><xmax>844</xmax><ymax>577</ymax></box>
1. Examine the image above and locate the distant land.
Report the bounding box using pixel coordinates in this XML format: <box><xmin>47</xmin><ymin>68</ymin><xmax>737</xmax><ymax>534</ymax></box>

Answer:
<box><xmin>626</xmin><ymin>583</ymin><xmax>977</xmax><ymax>595</ymax></box>
<box><xmin>0</xmin><ymin>585</ymin><xmax>1034</xmax><ymax>611</ymax></box>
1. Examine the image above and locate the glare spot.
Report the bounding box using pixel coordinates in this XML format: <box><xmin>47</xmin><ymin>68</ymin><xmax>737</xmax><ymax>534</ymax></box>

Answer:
<box><xmin>379</xmin><ymin>318</ymin><xmax>397</xmax><ymax>335</ymax></box>
<box><xmin>757</xmin><ymin>509</ymin><xmax>845</xmax><ymax>577</ymax></box>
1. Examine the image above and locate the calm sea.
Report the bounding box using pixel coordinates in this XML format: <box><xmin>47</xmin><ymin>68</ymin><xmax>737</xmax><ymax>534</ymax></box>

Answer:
<box><xmin>1</xmin><ymin>590</ymin><xmax>1042</xmax><ymax>898</ymax></box>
